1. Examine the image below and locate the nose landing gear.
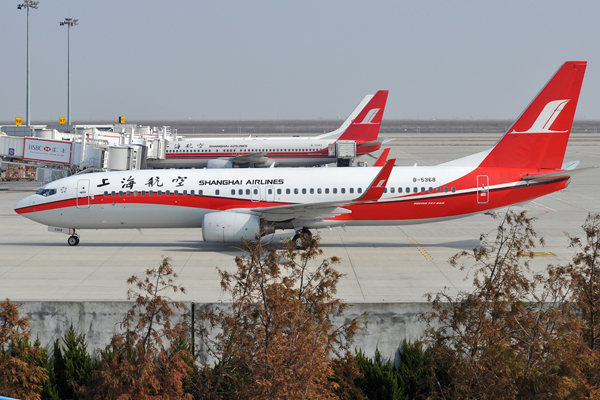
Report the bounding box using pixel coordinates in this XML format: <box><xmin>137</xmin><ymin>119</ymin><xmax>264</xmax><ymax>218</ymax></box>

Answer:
<box><xmin>67</xmin><ymin>230</ymin><xmax>80</xmax><ymax>246</ymax></box>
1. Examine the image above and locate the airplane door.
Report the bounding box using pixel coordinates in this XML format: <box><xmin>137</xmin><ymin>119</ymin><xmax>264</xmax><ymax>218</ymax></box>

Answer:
<box><xmin>265</xmin><ymin>185</ymin><xmax>275</xmax><ymax>202</ymax></box>
<box><xmin>251</xmin><ymin>185</ymin><xmax>260</xmax><ymax>202</ymax></box>
<box><xmin>477</xmin><ymin>175</ymin><xmax>489</xmax><ymax>204</ymax></box>
<box><xmin>76</xmin><ymin>179</ymin><xmax>90</xmax><ymax>208</ymax></box>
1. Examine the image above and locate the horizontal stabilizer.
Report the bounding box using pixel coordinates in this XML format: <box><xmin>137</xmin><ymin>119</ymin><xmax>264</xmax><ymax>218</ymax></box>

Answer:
<box><xmin>561</xmin><ymin>160</ymin><xmax>580</xmax><ymax>170</ymax></box>
<box><xmin>357</xmin><ymin>138</ymin><xmax>395</xmax><ymax>148</ymax></box>
<box><xmin>521</xmin><ymin>165</ymin><xmax>598</xmax><ymax>183</ymax></box>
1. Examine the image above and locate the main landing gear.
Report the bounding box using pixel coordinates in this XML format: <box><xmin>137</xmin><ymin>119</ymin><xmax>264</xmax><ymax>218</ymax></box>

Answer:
<box><xmin>292</xmin><ymin>228</ymin><xmax>312</xmax><ymax>249</ymax></box>
<box><xmin>67</xmin><ymin>230</ymin><xmax>80</xmax><ymax>246</ymax></box>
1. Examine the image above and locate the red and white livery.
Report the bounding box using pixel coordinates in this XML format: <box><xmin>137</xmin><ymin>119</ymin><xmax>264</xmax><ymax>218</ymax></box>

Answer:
<box><xmin>147</xmin><ymin>90</ymin><xmax>389</xmax><ymax>168</ymax></box>
<box><xmin>15</xmin><ymin>62</ymin><xmax>590</xmax><ymax>246</ymax></box>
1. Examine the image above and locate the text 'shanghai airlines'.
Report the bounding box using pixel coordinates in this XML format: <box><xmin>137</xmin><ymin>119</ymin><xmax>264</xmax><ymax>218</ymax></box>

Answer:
<box><xmin>15</xmin><ymin>62</ymin><xmax>594</xmax><ymax>247</ymax></box>
<box><xmin>146</xmin><ymin>90</ymin><xmax>389</xmax><ymax>169</ymax></box>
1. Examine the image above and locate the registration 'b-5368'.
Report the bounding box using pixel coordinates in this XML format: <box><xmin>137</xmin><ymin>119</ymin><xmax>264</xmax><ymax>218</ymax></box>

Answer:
<box><xmin>15</xmin><ymin>62</ymin><xmax>592</xmax><ymax>247</ymax></box>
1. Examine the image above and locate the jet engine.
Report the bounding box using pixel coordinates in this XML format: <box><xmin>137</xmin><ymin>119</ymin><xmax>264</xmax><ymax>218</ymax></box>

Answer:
<box><xmin>201</xmin><ymin>212</ymin><xmax>274</xmax><ymax>243</ymax></box>
<box><xmin>206</xmin><ymin>159</ymin><xmax>234</xmax><ymax>168</ymax></box>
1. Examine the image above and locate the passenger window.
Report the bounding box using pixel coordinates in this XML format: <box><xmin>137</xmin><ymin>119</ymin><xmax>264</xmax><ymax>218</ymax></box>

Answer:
<box><xmin>341</xmin><ymin>188</ymin><xmax>345</xmax><ymax>194</ymax></box>
<box><xmin>358</xmin><ymin>188</ymin><xmax>362</xmax><ymax>193</ymax></box>
<box><xmin>166</xmin><ymin>190</ymin><xmax>171</xmax><ymax>196</ymax></box>
<box><xmin>277</xmin><ymin>188</ymin><xmax>281</xmax><ymax>195</ymax></box>
<box><xmin>198</xmin><ymin>190</ymin><xmax>203</xmax><ymax>195</ymax></box>
<box><xmin>268</xmin><ymin>188</ymin><xmax>273</xmax><ymax>195</ymax></box>
<box><xmin>133</xmin><ymin>191</ymin><xmax>138</xmax><ymax>196</ymax></box>
<box><xmin>183</xmin><ymin>190</ymin><xmax>187</xmax><ymax>195</ymax></box>
<box><xmin>239</xmin><ymin>189</ymin><xmax>243</xmax><ymax>195</ymax></box>
<box><xmin>119</xmin><ymin>191</ymin><xmax>123</xmax><ymax>196</ymax></box>
<box><xmin>390</xmin><ymin>187</ymin><xmax>395</xmax><ymax>193</ymax></box>
<box><xmin>142</xmin><ymin>190</ymin><xmax>146</xmax><ymax>196</ymax></box>
<box><xmin>253</xmin><ymin>188</ymin><xmax>258</xmax><ymax>195</ymax></box>
<box><xmin>451</xmin><ymin>187</ymin><xmax>456</xmax><ymax>193</ymax></box>
<box><xmin>286</xmin><ymin>188</ymin><xmax>291</xmax><ymax>194</ymax></box>
<box><xmin>444</xmin><ymin>187</ymin><xmax>448</xmax><ymax>193</ymax></box>
<box><xmin>436</xmin><ymin>187</ymin><xmax>441</xmax><ymax>193</ymax></box>
<box><xmin>413</xmin><ymin>187</ymin><xmax>417</xmax><ymax>193</ymax></box>
<box><xmin>310</xmin><ymin>188</ymin><xmax>314</xmax><ymax>194</ymax></box>
<box><xmin>190</xmin><ymin>190</ymin><xmax>195</xmax><ymax>195</ymax></box>
<box><xmin>216</xmin><ymin>190</ymin><xmax>220</xmax><ymax>195</ymax></box>
<box><xmin>246</xmin><ymin>189</ymin><xmax>250</xmax><ymax>195</ymax></box>
<box><xmin>421</xmin><ymin>187</ymin><xmax>425</xmax><ymax>193</ymax></box>
<box><xmin>350</xmin><ymin>188</ymin><xmax>354</xmax><ymax>194</ymax></box>
<box><xmin>428</xmin><ymin>187</ymin><xmax>433</xmax><ymax>193</ymax></box>
<box><xmin>294</xmin><ymin>188</ymin><xmax>299</xmax><ymax>194</ymax></box>
<box><xmin>333</xmin><ymin>188</ymin><xmax>337</xmax><ymax>194</ymax></box>
<box><xmin>398</xmin><ymin>188</ymin><xmax>402</xmax><ymax>193</ymax></box>
<box><xmin>317</xmin><ymin>188</ymin><xmax>322</xmax><ymax>194</ymax></box>
<box><xmin>149</xmin><ymin>191</ymin><xmax>153</xmax><ymax>196</ymax></box>
<box><xmin>302</xmin><ymin>188</ymin><xmax>307</xmax><ymax>194</ymax></box>
<box><xmin>406</xmin><ymin>187</ymin><xmax>410</xmax><ymax>193</ymax></box>
<box><xmin>384</xmin><ymin>188</ymin><xmax>388</xmax><ymax>193</ymax></box>
<box><xmin>325</xmin><ymin>188</ymin><xmax>329</xmax><ymax>194</ymax></box>
<box><xmin>231</xmin><ymin>189</ymin><xmax>236</xmax><ymax>195</ymax></box>
<box><xmin>104</xmin><ymin>191</ymin><xmax>108</xmax><ymax>197</ymax></box>
<box><xmin>174</xmin><ymin>190</ymin><xmax>179</xmax><ymax>196</ymax></box>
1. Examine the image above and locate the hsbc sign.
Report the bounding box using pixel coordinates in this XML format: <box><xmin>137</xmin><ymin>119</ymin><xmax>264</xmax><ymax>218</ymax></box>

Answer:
<box><xmin>23</xmin><ymin>138</ymin><xmax>72</xmax><ymax>164</ymax></box>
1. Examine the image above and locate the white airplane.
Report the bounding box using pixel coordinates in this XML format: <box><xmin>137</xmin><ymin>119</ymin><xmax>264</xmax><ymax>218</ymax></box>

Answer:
<box><xmin>15</xmin><ymin>61</ymin><xmax>591</xmax><ymax>247</ymax></box>
<box><xmin>146</xmin><ymin>90</ymin><xmax>389</xmax><ymax>168</ymax></box>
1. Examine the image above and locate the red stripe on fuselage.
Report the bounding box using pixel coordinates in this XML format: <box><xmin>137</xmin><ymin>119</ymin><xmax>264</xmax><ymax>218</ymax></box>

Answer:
<box><xmin>331</xmin><ymin>179</ymin><xmax>568</xmax><ymax>222</ymax></box>
<box><xmin>16</xmin><ymin>179</ymin><xmax>567</xmax><ymax>225</ymax></box>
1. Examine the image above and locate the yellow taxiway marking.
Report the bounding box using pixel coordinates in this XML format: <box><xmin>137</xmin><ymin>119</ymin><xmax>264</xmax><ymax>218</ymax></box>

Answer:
<box><xmin>407</xmin><ymin>237</ymin><xmax>433</xmax><ymax>260</ymax></box>
<box><xmin>522</xmin><ymin>251</ymin><xmax>557</xmax><ymax>257</ymax></box>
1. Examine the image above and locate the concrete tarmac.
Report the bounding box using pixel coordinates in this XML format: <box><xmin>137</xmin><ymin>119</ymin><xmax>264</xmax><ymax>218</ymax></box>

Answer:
<box><xmin>1</xmin><ymin>132</ymin><xmax>599</xmax><ymax>304</ymax></box>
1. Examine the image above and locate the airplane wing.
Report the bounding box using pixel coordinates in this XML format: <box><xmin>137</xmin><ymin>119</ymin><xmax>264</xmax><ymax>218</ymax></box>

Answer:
<box><xmin>246</xmin><ymin>159</ymin><xmax>396</xmax><ymax>222</ymax></box>
<box><xmin>521</xmin><ymin>164</ymin><xmax>598</xmax><ymax>183</ymax></box>
<box><xmin>229</xmin><ymin>152</ymin><xmax>269</xmax><ymax>165</ymax></box>
<box><xmin>208</xmin><ymin>152</ymin><xmax>271</xmax><ymax>168</ymax></box>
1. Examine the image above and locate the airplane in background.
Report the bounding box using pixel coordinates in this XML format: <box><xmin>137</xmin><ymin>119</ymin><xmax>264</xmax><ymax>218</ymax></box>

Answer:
<box><xmin>146</xmin><ymin>90</ymin><xmax>389</xmax><ymax>169</ymax></box>
<box><xmin>15</xmin><ymin>62</ymin><xmax>592</xmax><ymax>247</ymax></box>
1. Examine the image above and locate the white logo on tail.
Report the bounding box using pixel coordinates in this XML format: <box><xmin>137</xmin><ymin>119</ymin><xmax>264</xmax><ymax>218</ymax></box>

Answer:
<box><xmin>356</xmin><ymin>108</ymin><xmax>381</xmax><ymax>124</ymax></box>
<box><xmin>511</xmin><ymin>99</ymin><xmax>570</xmax><ymax>134</ymax></box>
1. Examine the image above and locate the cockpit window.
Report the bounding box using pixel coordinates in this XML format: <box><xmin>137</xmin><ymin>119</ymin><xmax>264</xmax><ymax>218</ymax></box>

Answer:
<box><xmin>36</xmin><ymin>188</ymin><xmax>57</xmax><ymax>197</ymax></box>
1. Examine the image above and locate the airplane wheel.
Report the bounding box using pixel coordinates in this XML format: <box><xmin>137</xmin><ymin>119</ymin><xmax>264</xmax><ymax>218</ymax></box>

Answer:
<box><xmin>68</xmin><ymin>236</ymin><xmax>79</xmax><ymax>246</ymax></box>
<box><xmin>292</xmin><ymin>234</ymin><xmax>303</xmax><ymax>249</ymax></box>
<box><xmin>293</xmin><ymin>229</ymin><xmax>312</xmax><ymax>249</ymax></box>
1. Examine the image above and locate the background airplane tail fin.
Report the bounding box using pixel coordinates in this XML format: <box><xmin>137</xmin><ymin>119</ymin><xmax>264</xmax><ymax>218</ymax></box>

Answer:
<box><xmin>480</xmin><ymin>61</ymin><xmax>586</xmax><ymax>170</ymax></box>
<box><xmin>334</xmin><ymin>90</ymin><xmax>388</xmax><ymax>142</ymax></box>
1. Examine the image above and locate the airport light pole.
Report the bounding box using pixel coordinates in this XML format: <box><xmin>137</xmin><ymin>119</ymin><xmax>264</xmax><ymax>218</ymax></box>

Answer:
<box><xmin>17</xmin><ymin>1</ymin><xmax>39</xmax><ymax>127</ymax></box>
<box><xmin>60</xmin><ymin>17</ymin><xmax>78</xmax><ymax>128</ymax></box>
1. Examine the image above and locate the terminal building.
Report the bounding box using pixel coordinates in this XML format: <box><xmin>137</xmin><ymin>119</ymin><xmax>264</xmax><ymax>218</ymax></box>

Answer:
<box><xmin>0</xmin><ymin>123</ymin><xmax>176</xmax><ymax>182</ymax></box>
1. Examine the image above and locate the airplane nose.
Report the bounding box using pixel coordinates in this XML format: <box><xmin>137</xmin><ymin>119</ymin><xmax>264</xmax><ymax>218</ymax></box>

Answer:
<box><xmin>14</xmin><ymin>196</ymin><xmax>31</xmax><ymax>214</ymax></box>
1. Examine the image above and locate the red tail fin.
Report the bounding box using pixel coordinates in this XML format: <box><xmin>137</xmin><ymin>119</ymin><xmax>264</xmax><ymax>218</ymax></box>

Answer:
<box><xmin>337</xmin><ymin>90</ymin><xmax>388</xmax><ymax>142</ymax></box>
<box><xmin>480</xmin><ymin>61</ymin><xmax>586</xmax><ymax>170</ymax></box>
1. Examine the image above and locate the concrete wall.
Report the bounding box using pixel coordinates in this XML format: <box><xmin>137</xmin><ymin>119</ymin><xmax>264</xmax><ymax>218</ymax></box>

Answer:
<box><xmin>17</xmin><ymin>301</ymin><xmax>431</xmax><ymax>362</ymax></box>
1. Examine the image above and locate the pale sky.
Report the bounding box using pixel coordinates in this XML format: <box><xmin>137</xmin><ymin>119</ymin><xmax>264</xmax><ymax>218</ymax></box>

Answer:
<box><xmin>1</xmin><ymin>0</ymin><xmax>599</xmax><ymax>122</ymax></box>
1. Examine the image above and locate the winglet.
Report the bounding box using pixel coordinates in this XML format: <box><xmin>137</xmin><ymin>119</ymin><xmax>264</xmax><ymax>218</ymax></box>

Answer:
<box><xmin>373</xmin><ymin>148</ymin><xmax>390</xmax><ymax>167</ymax></box>
<box><xmin>352</xmin><ymin>158</ymin><xmax>396</xmax><ymax>203</ymax></box>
